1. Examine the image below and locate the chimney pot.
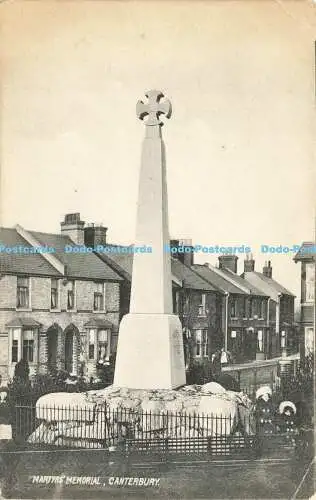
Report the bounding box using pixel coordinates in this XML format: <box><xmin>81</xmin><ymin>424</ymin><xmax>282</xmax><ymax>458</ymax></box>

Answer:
<box><xmin>263</xmin><ymin>261</ymin><xmax>272</xmax><ymax>278</ymax></box>
<box><xmin>244</xmin><ymin>256</ymin><xmax>255</xmax><ymax>273</ymax></box>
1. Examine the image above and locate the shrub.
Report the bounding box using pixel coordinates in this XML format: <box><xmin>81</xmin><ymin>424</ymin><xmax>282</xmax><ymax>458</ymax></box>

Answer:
<box><xmin>13</xmin><ymin>359</ymin><xmax>29</xmax><ymax>382</ymax></box>
<box><xmin>186</xmin><ymin>361</ymin><xmax>211</xmax><ymax>385</ymax></box>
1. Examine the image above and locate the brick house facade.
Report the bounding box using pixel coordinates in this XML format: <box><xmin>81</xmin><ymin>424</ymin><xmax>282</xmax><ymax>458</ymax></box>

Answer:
<box><xmin>193</xmin><ymin>259</ymin><xmax>270</xmax><ymax>363</ymax></box>
<box><xmin>0</xmin><ymin>216</ymin><xmax>122</xmax><ymax>383</ymax></box>
<box><xmin>97</xmin><ymin>246</ymin><xmax>224</xmax><ymax>370</ymax></box>
<box><xmin>294</xmin><ymin>242</ymin><xmax>315</xmax><ymax>356</ymax></box>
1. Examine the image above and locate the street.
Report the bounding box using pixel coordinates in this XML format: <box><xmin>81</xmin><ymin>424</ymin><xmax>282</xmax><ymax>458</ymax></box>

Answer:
<box><xmin>0</xmin><ymin>448</ymin><xmax>314</xmax><ymax>499</ymax></box>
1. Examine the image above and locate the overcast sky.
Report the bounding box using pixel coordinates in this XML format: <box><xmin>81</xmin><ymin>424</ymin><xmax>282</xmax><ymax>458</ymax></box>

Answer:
<box><xmin>1</xmin><ymin>1</ymin><xmax>315</xmax><ymax>299</ymax></box>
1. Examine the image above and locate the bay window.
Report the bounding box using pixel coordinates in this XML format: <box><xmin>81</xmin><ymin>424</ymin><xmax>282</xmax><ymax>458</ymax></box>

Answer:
<box><xmin>11</xmin><ymin>329</ymin><xmax>19</xmax><ymax>363</ymax></box>
<box><xmin>87</xmin><ymin>328</ymin><xmax>110</xmax><ymax>362</ymax></box>
<box><xmin>10</xmin><ymin>328</ymin><xmax>36</xmax><ymax>364</ymax></box>
<box><xmin>22</xmin><ymin>330</ymin><xmax>34</xmax><ymax>362</ymax></box>
<box><xmin>88</xmin><ymin>329</ymin><xmax>96</xmax><ymax>360</ymax></box>
<box><xmin>97</xmin><ymin>330</ymin><xmax>108</xmax><ymax>362</ymax></box>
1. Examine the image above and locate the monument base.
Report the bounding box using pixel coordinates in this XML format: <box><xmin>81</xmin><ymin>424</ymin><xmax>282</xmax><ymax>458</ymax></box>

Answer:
<box><xmin>113</xmin><ymin>313</ymin><xmax>186</xmax><ymax>390</ymax></box>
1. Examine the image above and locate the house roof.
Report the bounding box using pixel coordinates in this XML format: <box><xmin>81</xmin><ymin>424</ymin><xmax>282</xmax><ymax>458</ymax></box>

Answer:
<box><xmin>218</xmin><ymin>268</ymin><xmax>268</xmax><ymax>297</ymax></box>
<box><xmin>171</xmin><ymin>259</ymin><xmax>219</xmax><ymax>292</ymax></box>
<box><xmin>192</xmin><ymin>264</ymin><xmax>248</xmax><ymax>295</ymax></box>
<box><xmin>293</xmin><ymin>242</ymin><xmax>316</xmax><ymax>262</ymax></box>
<box><xmin>0</xmin><ymin>227</ymin><xmax>123</xmax><ymax>281</ymax></box>
<box><xmin>100</xmin><ymin>253</ymin><xmax>218</xmax><ymax>291</ymax></box>
<box><xmin>31</xmin><ymin>231</ymin><xmax>123</xmax><ymax>281</ymax></box>
<box><xmin>243</xmin><ymin>271</ymin><xmax>295</xmax><ymax>299</ymax></box>
<box><xmin>0</xmin><ymin>228</ymin><xmax>60</xmax><ymax>277</ymax></box>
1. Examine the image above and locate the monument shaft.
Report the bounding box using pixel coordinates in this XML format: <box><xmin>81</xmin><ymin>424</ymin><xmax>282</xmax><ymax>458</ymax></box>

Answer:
<box><xmin>130</xmin><ymin>126</ymin><xmax>172</xmax><ymax>314</ymax></box>
<box><xmin>114</xmin><ymin>90</ymin><xmax>186</xmax><ymax>390</ymax></box>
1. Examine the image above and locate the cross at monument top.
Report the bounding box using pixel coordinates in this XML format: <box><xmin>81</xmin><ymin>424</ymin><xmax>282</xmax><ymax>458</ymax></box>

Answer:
<box><xmin>136</xmin><ymin>90</ymin><xmax>172</xmax><ymax>127</ymax></box>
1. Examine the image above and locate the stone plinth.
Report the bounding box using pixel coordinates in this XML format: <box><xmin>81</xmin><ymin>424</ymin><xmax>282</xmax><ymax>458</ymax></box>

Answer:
<box><xmin>114</xmin><ymin>313</ymin><xmax>185</xmax><ymax>389</ymax></box>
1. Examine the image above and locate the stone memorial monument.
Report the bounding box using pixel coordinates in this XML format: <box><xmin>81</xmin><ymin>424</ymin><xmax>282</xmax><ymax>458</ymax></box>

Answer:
<box><xmin>114</xmin><ymin>90</ymin><xmax>186</xmax><ymax>389</ymax></box>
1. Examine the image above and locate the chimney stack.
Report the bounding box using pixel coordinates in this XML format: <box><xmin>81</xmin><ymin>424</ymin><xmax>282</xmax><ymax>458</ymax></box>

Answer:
<box><xmin>244</xmin><ymin>253</ymin><xmax>255</xmax><ymax>272</ymax></box>
<box><xmin>218</xmin><ymin>255</ymin><xmax>238</xmax><ymax>273</ymax></box>
<box><xmin>263</xmin><ymin>260</ymin><xmax>272</xmax><ymax>278</ymax></box>
<box><xmin>84</xmin><ymin>223</ymin><xmax>108</xmax><ymax>247</ymax></box>
<box><xmin>170</xmin><ymin>238</ymin><xmax>194</xmax><ymax>267</ymax></box>
<box><xmin>61</xmin><ymin>213</ymin><xmax>85</xmax><ymax>245</ymax></box>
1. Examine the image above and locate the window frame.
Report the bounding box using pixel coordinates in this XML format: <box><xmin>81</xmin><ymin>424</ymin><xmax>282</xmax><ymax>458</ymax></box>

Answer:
<box><xmin>16</xmin><ymin>276</ymin><xmax>30</xmax><ymax>309</ymax></box>
<box><xmin>67</xmin><ymin>280</ymin><xmax>76</xmax><ymax>311</ymax></box>
<box><xmin>51</xmin><ymin>278</ymin><xmax>59</xmax><ymax>310</ymax></box>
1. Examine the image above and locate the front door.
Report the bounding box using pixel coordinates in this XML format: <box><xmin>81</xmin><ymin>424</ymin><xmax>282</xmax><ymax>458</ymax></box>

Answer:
<box><xmin>47</xmin><ymin>330</ymin><xmax>58</xmax><ymax>371</ymax></box>
<box><xmin>65</xmin><ymin>331</ymin><xmax>73</xmax><ymax>373</ymax></box>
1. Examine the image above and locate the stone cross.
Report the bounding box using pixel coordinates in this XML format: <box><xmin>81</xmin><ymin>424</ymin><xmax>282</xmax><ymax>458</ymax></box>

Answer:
<box><xmin>114</xmin><ymin>90</ymin><xmax>186</xmax><ymax>390</ymax></box>
<box><xmin>136</xmin><ymin>90</ymin><xmax>172</xmax><ymax>126</ymax></box>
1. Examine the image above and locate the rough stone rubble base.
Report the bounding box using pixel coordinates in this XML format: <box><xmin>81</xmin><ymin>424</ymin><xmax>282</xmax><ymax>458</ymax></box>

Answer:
<box><xmin>114</xmin><ymin>313</ymin><xmax>186</xmax><ymax>390</ymax></box>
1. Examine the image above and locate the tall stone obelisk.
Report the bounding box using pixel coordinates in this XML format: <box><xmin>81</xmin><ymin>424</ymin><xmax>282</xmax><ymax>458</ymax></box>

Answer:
<box><xmin>114</xmin><ymin>90</ymin><xmax>186</xmax><ymax>390</ymax></box>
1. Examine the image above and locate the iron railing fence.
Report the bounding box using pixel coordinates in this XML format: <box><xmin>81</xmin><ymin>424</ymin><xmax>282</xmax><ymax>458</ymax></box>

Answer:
<box><xmin>11</xmin><ymin>402</ymin><xmax>297</xmax><ymax>457</ymax></box>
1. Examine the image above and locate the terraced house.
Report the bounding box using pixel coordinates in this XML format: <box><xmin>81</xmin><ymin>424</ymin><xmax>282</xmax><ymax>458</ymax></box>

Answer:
<box><xmin>294</xmin><ymin>242</ymin><xmax>315</xmax><ymax>356</ymax></box>
<box><xmin>193</xmin><ymin>255</ymin><xmax>270</xmax><ymax>363</ymax></box>
<box><xmin>96</xmin><ymin>239</ymin><xmax>224</xmax><ymax>370</ymax></box>
<box><xmin>0</xmin><ymin>214</ymin><xmax>122</xmax><ymax>383</ymax></box>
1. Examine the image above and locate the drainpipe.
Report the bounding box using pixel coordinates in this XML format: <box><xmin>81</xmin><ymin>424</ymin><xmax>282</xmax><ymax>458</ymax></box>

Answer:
<box><xmin>224</xmin><ymin>292</ymin><xmax>229</xmax><ymax>351</ymax></box>
<box><xmin>276</xmin><ymin>292</ymin><xmax>282</xmax><ymax>356</ymax></box>
<box><xmin>267</xmin><ymin>298</ymin><xmax>271</xmax><ymax>358</ymax></box>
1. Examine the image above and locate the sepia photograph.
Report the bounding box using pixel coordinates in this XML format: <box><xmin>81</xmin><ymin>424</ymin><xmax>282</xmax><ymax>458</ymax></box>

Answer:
<box><xmin>0</xmin><ymin>1</ymin><xmax>315</xmax><ymax>498</ymax></box>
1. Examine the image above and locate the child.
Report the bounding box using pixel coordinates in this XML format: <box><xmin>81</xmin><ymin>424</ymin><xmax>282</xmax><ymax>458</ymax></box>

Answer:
<box><xmin>255</xmin><ymin>385</ymin><xmax>275</xmax><ymax>435</ymax></box>
<box><xmin>278</xmin><ymin>401</ymin><xmax>297</xmax><ymax>437</ymax></box>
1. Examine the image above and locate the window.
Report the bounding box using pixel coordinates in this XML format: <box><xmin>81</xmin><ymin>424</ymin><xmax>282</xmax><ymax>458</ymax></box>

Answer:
<box><xmin>230</xmin><ymin>298</ymin><xmax>237</xmax><ymax>318</ymax></box>
<box><xmin>17</xmin><ymin>276</ymin><xmax>29</xmax><ymax>308</ymax></box>
<box><xmin>202</xmin><ymin>330</ymin><xmax>208</xmax><ymax>357</ymax></box>
<box><xmin>198</xmin><ymin>294</ymin><xmax>206</xmax><ymax>316</ymax></box>
<box><xmin>93</xmin><ymin>283</ymin><xmax>104</xmax><ymax>311</ymax></box>
<box><xmin>97</xmin><ymin>330</ymin><xmax>108</xmax><ymax>362</ymax></box>
<box><xmin>305</xmin><ymin>327</ymin><xmax>314</xmax><ymax>354</ymax></box>
<box><xmin>249</xmin><ymin>298</ymin><xmax>253</xmax><ymax>318</ymax></box>
<box><xmin>174</xmin><ymin>290</ymin><xmax>181</xmax><ymax>315</ymax></box>
<box><xmin>305</xmin><ymin>263</ymin><xmax>315</xmax><ymax>302</ymax></box>
<box><xmin>88</xmin><ymin>329</ymin><xmax>109</xmax><ymax>361</ymax></box>
<box><xmin>240</xmin><ymin>298</ymin><xmax>247</xmax><ymax>318</ymax></box>
<box><xmin>196</xmin><ymin>330</ymin><xmax>202</xmax><ymax>357</ymax></box>
<box><xmin>183</xmin><ymin>295</ymin><xmax>190</xmax><ymax>315</ymax></box>
<box><xmin>257</xmin><ymin>330</ymin><xmax>263</xmax><ymax>352</ymax></box>
<box><xmin>51</xmin><ymin>279</ymin><xmax>59</xmax><ymax>309</ymax></box>
<box><xmin>259</xmin><ymin>300</ymin><xmax>265</xmax><ymax>319</ymax></box>
<box><xmin>195</xmin><ymin>329</ymin><xmax>208</xmax><ymax>357</ymax></box>
<box><xmin>67</xmin><ymin>281</ymin><xmax>75</xmax><ymax>310</ymax></box>
<box><xmin>281</xmin><ymin>330</ymin><xmax>286</xmax><ymax>349</ymax></box>
<box><xmin>23</xmin><ymin>330</ymin><xmax>34</xmax><ymax>362</ymax></box>
<box><xmin>88</xmin><ymin>329</ymin><xmax>96</xmax><ymax>360</ymax></box>
<box><xmin>11</xmin><ymin>329</ymin><xmax>19</xmax><ymax>363</ymax></box>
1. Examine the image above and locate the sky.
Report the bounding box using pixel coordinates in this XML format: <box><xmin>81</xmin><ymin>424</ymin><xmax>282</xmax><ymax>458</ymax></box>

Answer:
<box><xmin>1</xmin><ymin>0</ymin><xmax>315</xmax><ymax>300</ymax></box>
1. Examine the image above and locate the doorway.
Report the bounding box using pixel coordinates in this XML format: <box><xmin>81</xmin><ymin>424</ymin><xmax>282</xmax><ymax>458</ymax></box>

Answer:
<box><xmin>65</xmin><ymin>330</ymin><xmax>74</xmax><ymax>373</ymax></box>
